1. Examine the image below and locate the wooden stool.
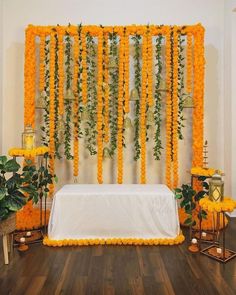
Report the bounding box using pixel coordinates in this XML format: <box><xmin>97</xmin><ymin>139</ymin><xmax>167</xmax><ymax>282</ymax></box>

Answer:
<box><xmin>0</xmin><ymin>214</ymin><xmax>16</xmax><ymax>265</ymax></box>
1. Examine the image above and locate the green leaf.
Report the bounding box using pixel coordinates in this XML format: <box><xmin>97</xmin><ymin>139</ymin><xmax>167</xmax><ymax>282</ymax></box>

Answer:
<box><xmin>4</xmin><ymin>159</ymin><xmax>20</xmax><ymax>173</ymax></box>
<box><xmin>175</xmin><ymin>194</ymin><xmax>182</xmax><ymax>199</ymax></box>
<box><xmin>0</xmin><ymin>156</ymin><xmax>7</xmax><ymax>165</ymax></box>
<box><xmin>175</xmin><ymin>188</ymin><xmax>182</xmax><ymax>193</ymax></box>
<box><xmin>0</xmin><ymin>188</ymin><xmax>7</xmax><ymax>200</ymax></box>
<box><xmin>184</xmin><ymin>217</ymin><xmax>193</xmax><ymax>226</ymax></box>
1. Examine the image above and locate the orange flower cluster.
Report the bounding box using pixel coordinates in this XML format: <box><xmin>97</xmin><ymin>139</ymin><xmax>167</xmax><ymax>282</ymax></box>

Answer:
<box><xmin>178</xmin><ymin>207</ymin><xmax>228</xmax><ymax>230</ymax></box>
<box><xmin>117</xmin><ymin>31</ymin><xmax>125</xmax><ymax>184</ymax></box>
<box><xmin>73</xmin><ymin>35</ymin><xmax>80</xmax><ymax>177</ymax></box>
<box><xmin>147</xmin><ymin>31</ymin><xmax>154</xmax><ymax>107</ymax></box>
<box><xmin>26</xmin><ymin>24</ymin><xmax>202</xmax><ymax>38</ymax></box>
<box><xmin>43</xmin><ymin>233</ymin><xmax>185</xmax><ymax>247</ymax></box>
<box><xmin>103</xmin><ymin>33</ymin><xmax>110</xmax><ymax>143</ymax></box>
<box><xmin>124</xmin><ymin>30</ymin><xmax>130</xmax><ymax>113</ymax></box>
<box><xmin>199</xmin><ymin>197</ymin><xmax>236</xmax><ymax>213</ymax></box>
<box><xmin>24</xmin><ymin>28</ymin><xmax>36</xmax><ymax>128</ymax></box>
<box><xmin>172</xmin><ymin>27</ymin><xmax>179</xmax><ymax>188</ymax></box>
<box><xmin>48</xmin><ymin>33</ymin><xmax>56</xmax><ymax>195</ymax></box>
<box><xmin>140</xmin><ymin>30</ymin><xmax>148</xmax><ymax>184</ymax></box>
<box><xmin>165</xmin><ymin>28</ymin><xmax>172</xmax><ymax>188</ymax></box>
<box><xmin>97</xmin><ymin>31</ymin><xmax>104</xmax><ymax>184</ymax></box>
<box><xmin>192</xmin><ymin>25</ymin><xmax>205</xmax><ymax>168</ymax></box>
<box><xmin>186</xmin><ymin>33</ymin><xmax>193</xmax><ymax>94</ymax></box>
<box><xmin>16</xmin><ymin>201</ymin><xmax>50</xmax><ymax>230</ymax></box>
<box><xmin>39</xmin><ymin>35</ymin><xmax>45</xmax><ymax>92</ymax></box>
<box><xmin>81</xmin><ymin>30</ymin><xmax>88</xmax><ymax>105</ymax></box>
<box><xmin>58</xmin><ymin>34</ymin><xmax>64</xmax><ymax>115</ymax></box>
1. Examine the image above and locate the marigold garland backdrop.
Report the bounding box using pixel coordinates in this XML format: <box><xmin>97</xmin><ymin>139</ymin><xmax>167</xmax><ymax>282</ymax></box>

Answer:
<box><xmin>24</xmin><ymin>24</ymin><xmax>205</xmax><ymax>192</ymax></box>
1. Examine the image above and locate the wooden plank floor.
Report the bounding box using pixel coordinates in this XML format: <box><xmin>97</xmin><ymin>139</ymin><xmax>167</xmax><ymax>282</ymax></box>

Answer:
<box><xmin>0</xmin><ymin>220</ymin><xmax>236</xmax><ymax>295</ymax></box>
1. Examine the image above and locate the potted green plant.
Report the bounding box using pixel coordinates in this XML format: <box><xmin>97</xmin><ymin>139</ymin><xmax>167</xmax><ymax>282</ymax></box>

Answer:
<box><xmin>174</xmin><ymin>178</ymin><xmax>209</xmax><ymax>227</ymax></box>
<box><xmin>0</xmin><ymin>156</ymin><xmax>37</xmax><ymax>234</ymax></box>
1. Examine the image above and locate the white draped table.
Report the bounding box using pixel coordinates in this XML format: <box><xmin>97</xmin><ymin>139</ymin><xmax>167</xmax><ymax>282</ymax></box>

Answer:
<box><xmin>47</xmin><ymin>184</ymin><xmax>182</xmax><ymax>245</ymax></box>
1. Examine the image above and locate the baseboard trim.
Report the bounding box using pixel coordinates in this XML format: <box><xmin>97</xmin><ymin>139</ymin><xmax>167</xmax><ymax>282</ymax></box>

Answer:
<box><xmin>227</xmin><ymin>209</ymin><xmax>236</xmax><ymax>218</ymax></box>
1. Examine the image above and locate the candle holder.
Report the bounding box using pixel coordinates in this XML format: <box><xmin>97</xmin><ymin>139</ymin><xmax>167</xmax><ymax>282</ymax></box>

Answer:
<box><xmin>188</xmin><ymin>238</ymin><xmax>199</xmax><ymax>253</ymax></box>
<box><xmin>18</xmin><ymin>237</ymin><xmax>29</xmax><ymax>252</ymax></box>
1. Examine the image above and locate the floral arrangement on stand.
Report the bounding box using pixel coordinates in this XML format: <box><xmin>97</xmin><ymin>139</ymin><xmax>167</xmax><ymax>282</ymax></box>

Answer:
<box><xmin>7</xmin><ymin>147</ymin><xmax>56</xmax><ymax>230</ymax></box>
<box><xmin>24</xmin><ymin>23</ymin><xmax>205</xmax><ymax>191</ymax></box>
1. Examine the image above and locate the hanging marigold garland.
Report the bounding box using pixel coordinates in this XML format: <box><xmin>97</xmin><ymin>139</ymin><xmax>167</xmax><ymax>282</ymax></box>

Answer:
<box><xmin>103</xmin><ymin>33</ymin><xmax>110</xmax><ymax>143</ymax></box>
<box><xmin>140</xmin><ymin>28</ymin><xmax>148</xmax><ymax>184</ymax></box>
<box><xmin>124</xmin><ymin>29</ymin><xmax>130</xmax><ymax>114</ymax></box>
<box><xmin>172</xmin><ymin>27</ymin><xmax>179</xmax><ymax>188</ymax></box>
<box><xmin>73</xmin><ymin>34</ymin><xmax>80</xmax><ymax>177</ymax></box>
<box><xmin>117</xmin><ymin>29</ymin><xmax>125</xmax><ymax>184</ymax></box>
<box><xmin>48</xmin><ymin>32</ymin><xmax>56</xmax><ymax>195</ymax></box>
<box><xmin>147</xmin><ymin>29</ymin><xmax>154</xmax><ymax>108</ymax></box>
<box><xmin>81</xmin><ymin>29</ymin><xmax>88</xmax><ymax>105</ymax></box>
<box><xmin>39</xmin><ymin>35</ymin><xmax>45</xmax><ymax>93</ymax></box>
<box><xmin>58</xmin><ymin>33</ymin><xmax>64</xmax><ymax>116</ymax></box>
<box><xmin>186</xmin><ymin>32</ymin><xmax>193</xmax><ymax>94</ymax></box>
<box><xmin>23</xmin><ymin>24</ymin><xmax>205</xmax><ymax>187</ymax></box>
<box><xmin>165</xmin><ymin>27</ymin><xmax>172</xmax><ymax>188</ymax></box>
<box><xmin>24</xmin><ymin>27</ymin><xmax>36</xmax><ymax>128</ymax></box>
<box><xmin>97</xmin><ymin>30</ymin><xmax>104</xmax><ymax>184</ymax></box>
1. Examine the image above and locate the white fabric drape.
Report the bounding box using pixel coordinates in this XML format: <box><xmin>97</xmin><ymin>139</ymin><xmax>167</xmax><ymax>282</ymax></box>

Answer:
<box><xmin>48</xmin><ymin>184</ymin><xmax>180</xmax><ymax>240</ymax></box>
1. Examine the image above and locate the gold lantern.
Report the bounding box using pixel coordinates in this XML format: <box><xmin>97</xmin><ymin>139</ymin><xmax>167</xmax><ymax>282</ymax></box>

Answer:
<box><xmin>81</xmin><ymin>107</ymin><xmax>89</xmax><ymax>121</ymax></box>
<box><xmin>36</xmin><ymin>91</ymin><xmax>46</xmax><ymax>109</ymax></box>
<box><xmin>182</xmin><ymin>95</ymin><xmax>194</xmax><ymax>108</ymax></box>
<box><xmin>146</xmin><ymin>109</ymin><xmax>155</xmax><ymax>125</ymax></box>
<box><xmin>64</xmin><ymin>89</ymin><xmax>75</xmax><ymax>102</ymax></box>
<box><xmin>103</xmin><ymin>147</ymin><xmax>111</xmax><ymax>160</ymax></box>
<box><xmin>209</xmin><ymin>170</ymin><xmax>224</xmax><ymax>202</ymax></box>
<box><xmin>22</xmin><ymin>125</ymin><xmax>36</xmax><ymax>150</ymax></box>
<box><xmin>108</xmin><ymin>59</ymin><xmax>117</xmax><ymax>69</ymax></box>
<box><xmin>58</xmin><ymin>115</ymin><xmax>65</xmax><ymax>142</ymax></box>
<box><xmin>130</xmin><ymin>88</ymin><xmax>139</xmax><ymax>101</ymax></box>
<box><xmin>124</xmin><ymin>116</ymin><xmax>133</xmax><ymax>129</ymax></box>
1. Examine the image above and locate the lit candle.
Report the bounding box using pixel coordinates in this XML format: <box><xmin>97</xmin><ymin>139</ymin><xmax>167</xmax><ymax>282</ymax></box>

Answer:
<box><xmin>202</xmin><ymin>232</ymin><xmax>207</xmax><ymax>237</ymax></box>
<box><xmin>20</xmin><ymin>237</ymin><xmax>26</xmax><ymax>243</ymax></box>
<box><xmin>192</xmin><ymin>238</ymin><xmax>197</xmax><ymax>244</ymax></box>
<box><xmin>216</xmin><ymin>248</ymin><xmax>222</xmax><ymax>254</ymax></box>
<box><xmin>26</xmin><ymin>231</ymin><xmax>31</xmax><ymax>237</ymax></box>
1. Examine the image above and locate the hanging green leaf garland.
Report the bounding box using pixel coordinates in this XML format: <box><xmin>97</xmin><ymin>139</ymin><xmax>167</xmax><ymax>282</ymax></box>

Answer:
<box><xmin>41</xmin><ymin>37</ymin><xmax>50</xmax><ymax>146</ymax></box>
<box><xmin>85</xmin><ymin>32</ymin><xmax>98</xmax><ymax>155</ymax></box>
<box><xmin>64</xmin><ymin>32</ymin><xmax>73</xmax><ymax>160</ymax></box>
<box><xmin>177</xmin><ymin>32</ymin><xmax>185</xmax><ymax>140</ymax></box>
<box><xmin>132</xmin><ymin>34</ymin><xmax>142</xmax><ymax>161</ymax></box>
<box><xmin>153</xmin><ymin>34</ymin><xmax>163</xmax><ymax>160</ymax></box>
<box><xmin>108</xmin><ymin>32</ymin><xmax>119</xmax><ymax>157</ymax></box>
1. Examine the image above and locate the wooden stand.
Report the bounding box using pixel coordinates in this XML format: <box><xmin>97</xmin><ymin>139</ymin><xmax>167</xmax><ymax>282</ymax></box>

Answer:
<box><xmin>12</xmin><ymin>154</ymin><xmax>48</xmax><ymax>247</ymax></box>
<box><xmin>200</xmin><ymin>211</ymin><xmax>236</xmax><ymax>263</ymax></box>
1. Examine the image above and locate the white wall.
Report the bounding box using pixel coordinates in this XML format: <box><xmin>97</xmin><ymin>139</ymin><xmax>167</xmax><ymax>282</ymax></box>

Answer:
<box><xmin>1</xmin><ymin>0</ymin><xmax>227</xmax><ymax>189</ymax></box>
<box><xmin>0</xmin><ymin>0</ymin><xmax>3</xmax><ymax>154</ymax></box>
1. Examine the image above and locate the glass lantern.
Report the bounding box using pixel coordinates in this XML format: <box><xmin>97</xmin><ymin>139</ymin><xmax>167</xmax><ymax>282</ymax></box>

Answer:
<box><xmin>130</xmin><ymin>88</ymin><xmax>139</xmax><ymax>101</ymax></box>
<box><xmin>209</xmin><ymin>170</ymin><xmax>224</xmax><ymax>203</ymax></box>
<box><xmin>22</xmin><ymin>125</ymin><xmax>36</xmax><ymax>150</ymax></box>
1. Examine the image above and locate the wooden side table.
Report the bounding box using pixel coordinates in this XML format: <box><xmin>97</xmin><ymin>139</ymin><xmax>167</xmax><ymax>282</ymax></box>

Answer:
<box><xmin>0</xmin><ymin>213</ymin><xmax>15</xmax><ymax>265</ymax></box>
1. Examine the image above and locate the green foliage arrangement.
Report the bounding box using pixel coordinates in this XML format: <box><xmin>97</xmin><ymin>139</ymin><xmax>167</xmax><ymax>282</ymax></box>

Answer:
<box><xmin>175</xmin><ymin>178</ymin><xmax>209</xmax><ymax>226</ymax></box>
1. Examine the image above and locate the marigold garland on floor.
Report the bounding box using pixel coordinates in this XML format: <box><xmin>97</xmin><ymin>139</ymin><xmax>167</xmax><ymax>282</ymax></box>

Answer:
<box><xmin>43</xmin><ymin>233</ymin><xmax>185</xmax><ymax>247</ymax></box>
